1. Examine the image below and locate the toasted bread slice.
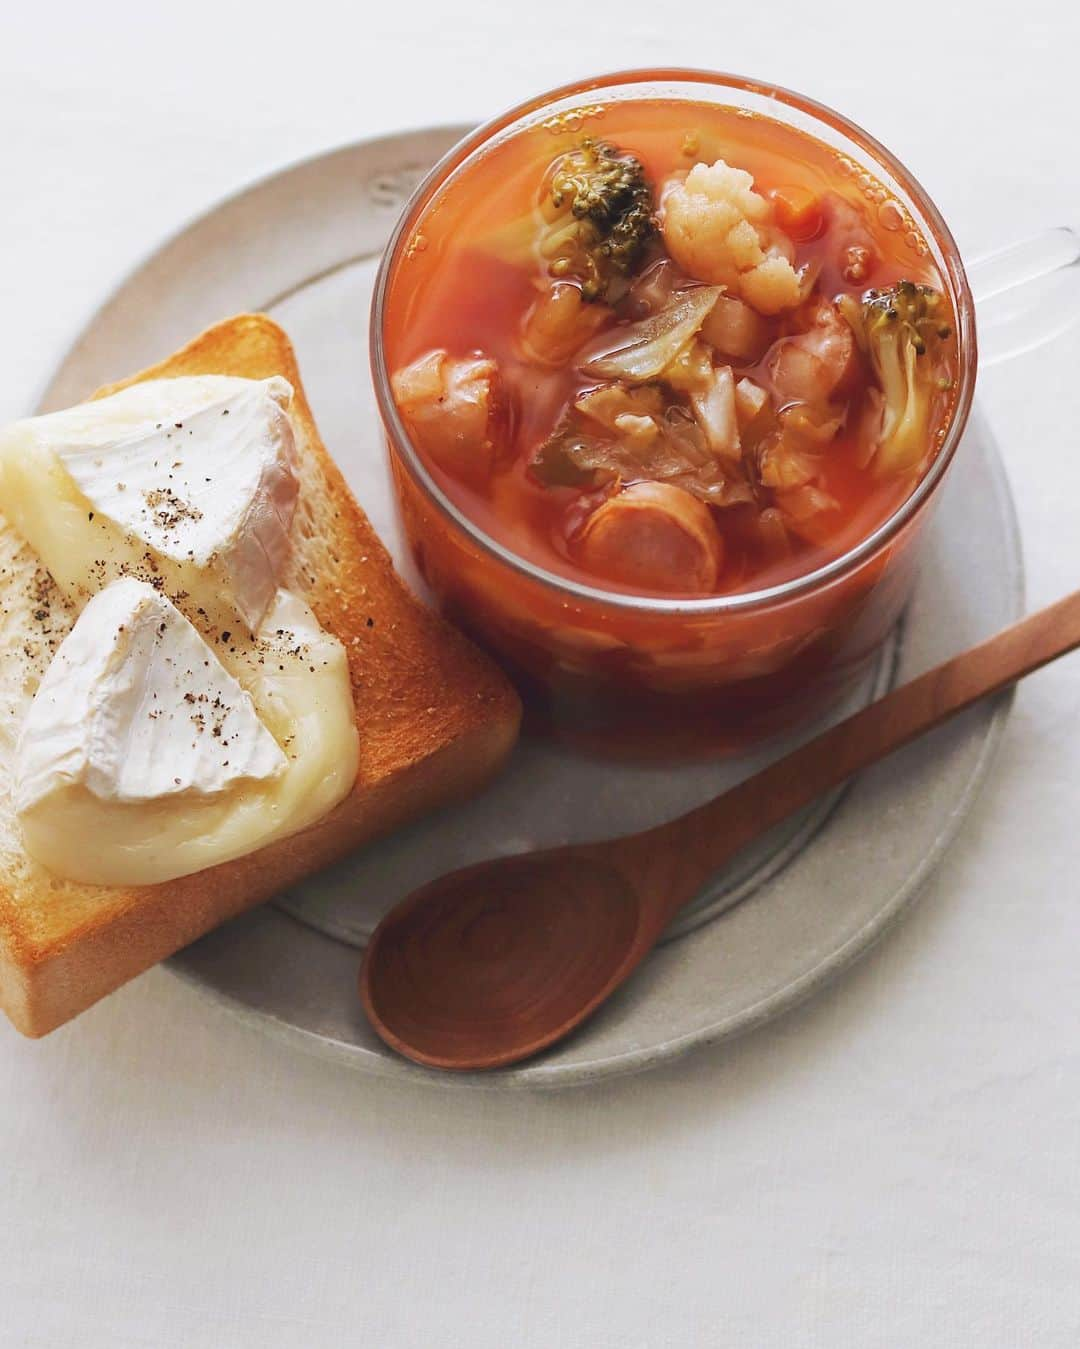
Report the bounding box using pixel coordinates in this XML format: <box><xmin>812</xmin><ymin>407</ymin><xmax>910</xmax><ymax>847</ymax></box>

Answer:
<box><xmin>0</xmin><ymin>314</ymin><xmax>520</xmax><ymax>1036</ymax></box>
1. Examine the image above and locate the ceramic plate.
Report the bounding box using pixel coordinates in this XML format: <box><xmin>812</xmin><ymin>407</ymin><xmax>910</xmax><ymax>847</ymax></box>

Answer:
<box><xmin>38</xmin><ymin>129</ymin><xmax>1023</xmax><ymax>1088</ymax></box>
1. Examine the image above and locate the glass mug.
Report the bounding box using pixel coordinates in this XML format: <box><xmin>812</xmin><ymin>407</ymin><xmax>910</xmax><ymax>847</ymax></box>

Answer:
<box><xmin>370</xmin><ymin>69</ymin><xmax>1047</xmax><ymax>756</ymax></box>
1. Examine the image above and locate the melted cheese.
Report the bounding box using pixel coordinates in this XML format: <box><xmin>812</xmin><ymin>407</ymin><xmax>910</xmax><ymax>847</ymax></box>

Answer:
<box><xmin>16</xmin><ymin>586</ymin><xmax>358</xmax><ymax>887</ymax></box>
<box><xmin>16</xmin><ymin>579</ymin><xmax>286</xmax><ymax>811</ymax></box>
<box><xmin>0</xmin><ymin>377</ymin><xmax>360</xmax><ymax>888</ymax></box>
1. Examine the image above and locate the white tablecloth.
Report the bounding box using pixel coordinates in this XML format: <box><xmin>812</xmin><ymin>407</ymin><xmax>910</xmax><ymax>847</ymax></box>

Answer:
<box><xmin>3</xmin><ymin>2</ymin><xmax>1079</xmax><ymax>1344</ymax></box>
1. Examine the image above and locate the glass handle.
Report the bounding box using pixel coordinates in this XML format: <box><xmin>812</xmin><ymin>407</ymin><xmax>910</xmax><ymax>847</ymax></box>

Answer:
<box><xmin>968</xmin><ymin>226</ymin><xmax>1080</xmax><ymax>367</ymax></box>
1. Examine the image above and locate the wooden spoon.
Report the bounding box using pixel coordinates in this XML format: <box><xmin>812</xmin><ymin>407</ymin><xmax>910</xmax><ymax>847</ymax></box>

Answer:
<box><xmin>361</xmin><ymin>590</ymin><xmax>1080</xmax><ymax>1071</ymax></box>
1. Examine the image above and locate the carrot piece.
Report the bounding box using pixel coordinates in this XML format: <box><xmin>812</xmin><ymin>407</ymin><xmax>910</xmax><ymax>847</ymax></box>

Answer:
<box><xmin>769</xmin><ymin>185</ymin><xmax>823</xmax><ymax>241</ymax></box>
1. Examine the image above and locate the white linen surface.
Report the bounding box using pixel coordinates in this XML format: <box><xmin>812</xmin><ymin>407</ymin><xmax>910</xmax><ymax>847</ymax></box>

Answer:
<box><xmin>2</xmin><ymin>2</ymin><xmax>1078</xmax><ymax>1344</ymax></box>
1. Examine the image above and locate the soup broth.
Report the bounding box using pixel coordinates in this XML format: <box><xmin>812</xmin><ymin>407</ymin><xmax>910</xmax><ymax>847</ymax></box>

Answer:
<box><xmin>385</xmin><ymin>99</ymin><xmax>957</xmax><ymax>602</ymax></box>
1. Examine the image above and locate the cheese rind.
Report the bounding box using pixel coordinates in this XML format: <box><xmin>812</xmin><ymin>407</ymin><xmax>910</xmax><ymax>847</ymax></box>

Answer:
<box><xmin>2</xmin><ymin>377</ymin><xmax>361</xmax><ymax>888</ymax></box>
<box><xmin>15</xmin><ymin>578</ymin><xmax>286</xmax><ymax>813</ymax></box>
<box><xmin>0</xmin><ymin>376</ymin><xmax>299</xmax><ymax>633</ymax></box>
<box><xmin>14</xmin><ymin>585</ymin><xmax>359</xmax><ymax>887</ymax></box>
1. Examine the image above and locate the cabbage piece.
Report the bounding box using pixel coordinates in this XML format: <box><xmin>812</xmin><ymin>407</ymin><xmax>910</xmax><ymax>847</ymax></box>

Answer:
<box><xmin>574</xmin><ymin>384</ymin><xmax>666</xmax><ymax>430</ymax></box>
<box><xmin>579</xmin><ymin>287</ymin><xmax>722</xmax><ymax>382</ymax></box>
<box><xmin>754</xmin><ymin>401</ymin><xmax>843</xmax><ymax>491</ymax></box>
<box><xmin>659</xmin><ymin>339</ymin><xmax>714</xmax><ymax>393</ymax></box>
<box><xmin>531</xmin><ymin>398</ymin><xmax>754</xmax><ymax>508</ymax></box>
<box><xmin>759</xmin><ymin>441</ymin><xmax>820</xmax><ymax>490</ymax></box>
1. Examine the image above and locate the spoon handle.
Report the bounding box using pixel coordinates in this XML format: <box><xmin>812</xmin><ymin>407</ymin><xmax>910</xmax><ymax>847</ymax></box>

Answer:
<box><xmin>630</xmin><ymin>589</ymin><xmax>1080</xmax><ymax>923</ymax></box>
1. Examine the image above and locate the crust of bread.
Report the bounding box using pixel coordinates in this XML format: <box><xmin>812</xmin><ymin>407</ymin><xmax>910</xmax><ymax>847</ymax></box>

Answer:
<box><xmin>0</xmin><ymin>314</ymin><xmax>520</xmax><ymax>1036</ymax></box>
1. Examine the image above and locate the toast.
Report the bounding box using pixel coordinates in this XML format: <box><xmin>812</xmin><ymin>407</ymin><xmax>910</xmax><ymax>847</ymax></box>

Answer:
<box><xmin>0</xmin><ymin>314</ymin><xmax>521</xmax><ymax>1036</ymax></box>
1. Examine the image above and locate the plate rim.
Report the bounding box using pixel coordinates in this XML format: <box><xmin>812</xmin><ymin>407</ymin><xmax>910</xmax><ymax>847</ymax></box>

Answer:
<box><xmin>34</xmin><ymin>123</ymin><xmax>477</xmax><ymax>419</ymax></box>
<box><xmin>34</xmin><ymin>128</ymin><xmax>1024</xmax><ymax>1090</ymax></box>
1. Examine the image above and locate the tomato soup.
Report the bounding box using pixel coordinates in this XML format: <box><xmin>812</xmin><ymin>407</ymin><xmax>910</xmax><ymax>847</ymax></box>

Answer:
<box><xmin>385</xmin><ymin>99</ymin><xmax>956</xmax><ymax>602</ymax></box>
<box><xmin>376</xmin><ymin>80</ymin><xmax>971</xmax><ymax>753</ymax></box>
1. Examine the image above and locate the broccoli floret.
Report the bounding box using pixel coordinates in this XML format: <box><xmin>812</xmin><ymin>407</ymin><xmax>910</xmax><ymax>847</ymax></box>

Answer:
<box><xmin>661</xmin><ymin>159</ymin><xmax>802</xmax><ymax>314</ymax></box>
<box><xmin>543</xmin><ymin>138</ymin><xmax>655</xmax><ymax>301</ymax></box>
<box><xmin>859</xmin><ymin>280</ymin><xmax>953</xmax><ymax>474</ymax></box>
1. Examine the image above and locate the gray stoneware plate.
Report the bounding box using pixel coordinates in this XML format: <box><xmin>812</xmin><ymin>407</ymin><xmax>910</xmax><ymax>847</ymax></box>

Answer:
<box><xmin>38</xmin><ymin>128</ymin><xmax>1023</xmax><ymax>1089</ymax></box>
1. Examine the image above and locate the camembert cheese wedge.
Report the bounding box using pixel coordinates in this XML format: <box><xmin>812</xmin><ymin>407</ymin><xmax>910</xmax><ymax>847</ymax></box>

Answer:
<box><xmin>0</xmin><ymin>377</ymin><xmax>359</xmax><ymax>887</ymax></box>
<box><xmin>0</xmin><ymin>376</ymin><xmax>299</xmax><ymax>633</ymax></box>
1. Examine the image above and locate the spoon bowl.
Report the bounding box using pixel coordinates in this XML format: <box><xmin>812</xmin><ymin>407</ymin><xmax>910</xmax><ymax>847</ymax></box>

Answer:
<box><xmin>361</xmin><ymin>853</ymin><xmax>643</xmax><ymax>1069</ymax></box>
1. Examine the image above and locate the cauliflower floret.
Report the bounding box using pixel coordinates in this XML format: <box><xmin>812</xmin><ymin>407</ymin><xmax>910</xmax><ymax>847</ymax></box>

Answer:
<box><xmin>740</xmin><ymin>254</ymin><xmax>802</xmax><ymax>316</ymax></box>
<box><xmin>392</xmin><ymin>350</ymin><xmax>498</xmax><ymax>484</ymax></box>
<box><xmin>726</xmin><ymin>218</ymin><xmax>766</xmax><ymax>271</ymax></box>
<box><xmin>661</xmin><ymin>159</ymin><xmax>802</xmax><ymax>315</ymax></box>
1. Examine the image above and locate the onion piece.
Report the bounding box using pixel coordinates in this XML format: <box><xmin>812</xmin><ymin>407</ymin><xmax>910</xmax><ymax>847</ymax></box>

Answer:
<box><xmin>521</xmin><ymin>282</ymin><xmax>610</xmax><ymax>367</ymax></box>
<box><xmin>580</xmin><ymin>286</ymin><xmax>722</xmax><ymax>383</ymax></box>
<box><xmin>392</xmin><ymin>350</ymin><xmax>498</xmax><ymax>485</ymax></box>
<box><xmin>734</xmin><ymin>377</ymin><xmax>769</xmax><ymax>427</ymax></box>
<box><xmin>690</xmin><ymin>364</ymin><xmax>740</xmax><ymax>460</ymax></box>
<box><xmin>624</xmin><ymin>258</ymin><xmax>681</xmax><ymax>316</ymax></box>
<box><xmin>700</xmin><ymin>294</ymin><xmax>770</xmax><ymax>361</ymax></box>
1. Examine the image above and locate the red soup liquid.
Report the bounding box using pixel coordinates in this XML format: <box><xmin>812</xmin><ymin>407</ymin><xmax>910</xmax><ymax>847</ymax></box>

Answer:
<box><xmin>381</xmin><ymin>98</ymin><xmax>961</xmax><ymax>754</ymax></box>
